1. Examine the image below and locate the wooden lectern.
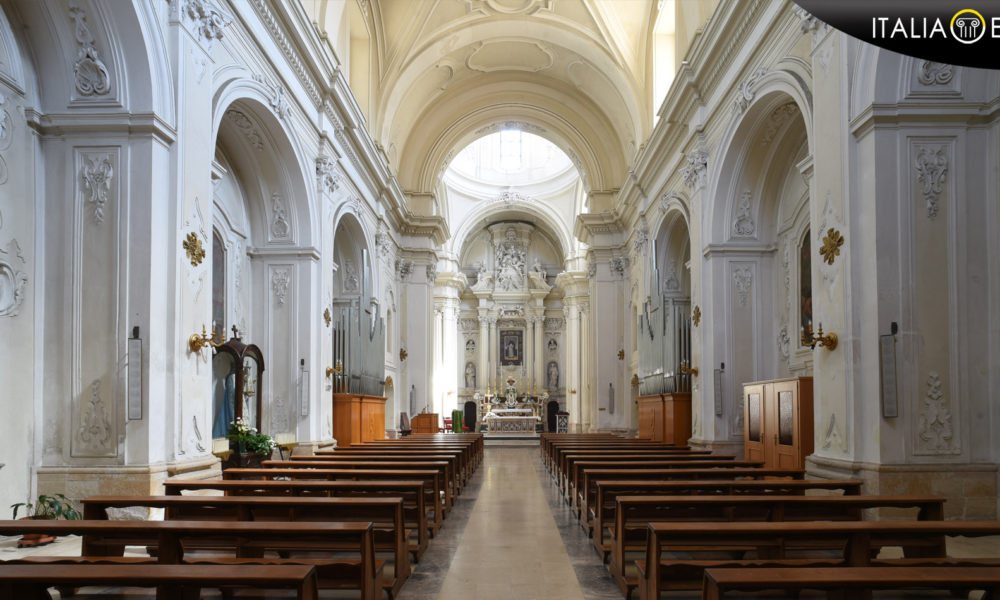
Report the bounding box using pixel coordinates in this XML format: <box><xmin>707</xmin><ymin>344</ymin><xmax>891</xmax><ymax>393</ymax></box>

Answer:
<box><xmin>410</xmin><ymin>413</ymin><xmax>439</xmax><ymax>434</ymax></box>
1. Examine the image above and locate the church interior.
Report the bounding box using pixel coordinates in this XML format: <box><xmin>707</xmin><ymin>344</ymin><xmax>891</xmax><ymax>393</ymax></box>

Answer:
<box><xmin>0</xmin><ymin>0</ymin><xmax>999</xmax><ymax>597</ymax></box>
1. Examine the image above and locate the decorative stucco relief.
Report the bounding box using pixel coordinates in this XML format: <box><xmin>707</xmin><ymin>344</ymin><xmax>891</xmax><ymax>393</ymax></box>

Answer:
<box><xmin>916</xmin><ymin>371</ymin><xmax>959</xmax><ymax>455</ymax></box>
<box><xmin>271</xmin><ymin>268</ymin><xmax>290</xmax><ymax>305</ymax></box>
<box><xmin>822</xmin><ymin>412</ymin><xmax>848</xmax><ymax>453</ymax></box>
<box><xmin>733</xmin><ymin>67</ymin><xmax>767</xmax><ymax>113</ymax></box>
<box><xmin>68</xmin><ymin>0</ymin><xmax>111</xmax><ymax>97</ymax></box>
<box><xmin>917</xmin><ymin>61</ymin><xmax>954</xmax><ymax>85</ymax></box>
<box><xmin>759</xmin><ymin>103</ymin><xmax>799</xmax><ymax>145</ymax></box>
<box><xmin>253</xmin><ymin>73</ymin><xmax>291</xmax><ymax>120</ymax></box>
<box><xmin>181</xmin><ymin>0</ymin><xmax>233</xmax><ymax>50</ymax></box>
<box><xmin>77</xmin><ymin>379</ymin><xmax>112</xmax><ymax>453</ymax></box>
<box><xmin>777</xmin><ymin>326</ymin><xmax>790</xmax><ymax>360</ymax></box>
<box><xmin>733</xmin><ymin>266</ymin><xmax>752</xmax><ymax>307</ymax></box>
<box><xmin>270</xmin><ymin>192</ymin><xmax>290</xmax><ymax>240</ymax></box>
<box><xmin>316</xmin><ymin>156</ymin><xmax>341</xmax><ymax>195</ymax></box>
<box><xmin>226</xmin><ymin>110</ymin><xmax>263</xmax><ymax>151</ymax></box>
<box><xmin>81</xmin><ymin>154</ymin><xmax>114</xmax><ymax>225</ymax></box>
<box><xmin>681</xmin><ymin>150</ymin><xmax>708</xmax><ymax>190</ymax></box>
<box><xmin>732</xmin><ymin>190</ymin><xmax>755</xmax><ymax>237</ymax></box>
<box><xmin>915</xmin><ymin>145</ymin><xmax>948</xmax><ymax>220</ymax></box>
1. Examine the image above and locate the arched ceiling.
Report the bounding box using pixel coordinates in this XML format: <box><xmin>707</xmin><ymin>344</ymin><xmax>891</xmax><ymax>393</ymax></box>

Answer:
<box><xmin>359</xmin><ymin>0</ymin><xmax>655</xmax><ymax>202</ymax></box>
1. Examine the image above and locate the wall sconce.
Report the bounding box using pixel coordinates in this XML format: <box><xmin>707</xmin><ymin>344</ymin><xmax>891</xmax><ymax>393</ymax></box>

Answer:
<box><xmin>617</xmin><ymin>349</ymin><xmax>625</xmax><ymax>360</ymax></box>
<box><xmin>802</xmin><ymin>323</ymin><xmax>838</xmax><ymax>351</ymax></box>
<box><xmin>325</xmin><ymin>359</ymin><xmax>343</xmax><ymax>378</ymax></box>
<box><xmin>188</xmin><ymin>324</ymin><xmax>222</xmax><ymax>354</ymax></box>
<box><xmin>679</xmin><ymin>359</ymin><xmax>699</xmax><ymax>377</ymax></box>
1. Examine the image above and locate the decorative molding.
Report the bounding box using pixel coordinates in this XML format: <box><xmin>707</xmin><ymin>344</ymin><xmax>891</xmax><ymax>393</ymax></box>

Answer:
<box><xmin>396</xmin><ymin>258</ymin><xmax>412</xmax><ymax>281</ymax></box>
<box><xmin>489</xmin><ymin>189</ymin><xmax>536</xmax><ymax>207</ymax></box>
<box><xmin>68</xmin><ymin>0</ymin><xmax>111</xmax><ymax>97</ymax></box>
<box><xmin>0</xmin><ymin>94</ymin><xmax>13</xmax><ymax>151</ymax></box>
<box><xmin>586</xmin><ymin>259</ymin><xmax>597</xmax><ymax>279</ymax></box>
<box><xmin>691</xmin><ymin>305</ymin><xmax>701</xmax><ymax>327</ymax></box>
<box><xmin>822</xmin><ymin>412</ymin><xmax>847</xmax><ymax>452</ymax></box>
<box><xmin>916</xmin><ymin>371</ymin><xmax>959</xmax><ymax>455</ymax></box>
<box><xmin>270</xmin><ymin>192</ymin><xmax>290</xmax><ymax>240</ymax></box>
<box><xmin>225</xmin><ymin>110</ymin><xmax>263</xmax><ymax>151</ymax></box>
<box><xmin>662</xmin><ymin>260</ymin><xmax>680</xmax><ymax>292</ymax></box>
<box><xmin>915</xmin><ymin>145</ymin><xmax>948</xmax><ymax>220</ymax></box>
<box><xmin>467</xmin><ymin>40</ymin><xmax>553</xmax><ymax>73</ymax></box>
<box><xmin>819</xmin><ymin>228</ymin><xmax>844</xmax><ymax>265</ymax></box>
<box><xmin>252</xmin><ymin>73</ymin><xmax>290</xmax><ymax>120</ymax></box>
<box><xmin>315</xmin><ymin>156</ymin><xmax>341</xmax><ymax>195</ymax></box>
<box><xmin>918</xmin><ymin>61</ymin><xmax>954</xmax><ymax>85</ymax></box>
<box><xmin>272</xmin><ymin>395</ymin><xmax>289</xmax><ymax>433</ymax></box>
<box><xmin>777</xmin><ymin>326</ymin><xmax>790</xmax><ymax>360</ymax></box>
<box><xmin>343</xmin><ymin>260</ymin><xmax>359</xmax><ymax>293</ymax></box>
<box><xmin>80</xmin><ymin>154</ymin><xmax>114</xmax><ymax>225</ymax></box>
<box><xmin>733</xmin><ymin>267</ymin><xmax>753</xmax><ymax>307</ymax></box>
<box><xmin>459</xmin><ymin>319</ymin><xmax>478</xmax><ymax>332</ymax></box>
<box><xmin>426</xmin><ymin>264</ymin><xmax>437</xmax><ymax>283</ymax></box>
<box><xmin>191</xmin><ymin>415</ymin><xmax>206</xmax><ymax>453</ymax></box>
<box><xmin>247</xmin><ymin>0</ymin><xmax>321</xmax><ymax>105</ymax></box>
<box><xmin>760</xmin><ymin>103</ymin><xmax>799</xmax><ymax>145</ymax></box>
<box><xmin>271</xmin><ymin>268</ymin><xmax>290</xmax><ymax>305</ymax></box>
<box><xmin>610</xmin><ymin>256</ymin><xmax>629</xmax><ymax>279</ymax></box>
<box><xmin>792</xmin><ymin>5</ymin><xmax>829</xmax><ymax>42</ymax></box>
<box><xmin>680</xmin><ymin>149</ymin><xmax>708</xmax><ymax>190</ymax></box>
<box><xmin>733</xmin><ymin>67</ymin><xmax>767</xmax><ymax>113</ymax></box>
<box><xmin>0</xmin><ymin>249</ymin><xmax>27</xmax><ymax>317</ymax></box>
<box><xmin>544</xmin><ymin>317</ymin><xmax>563</xmax><ymax>331</ymax></box>
<box><xmin>323</xmin><ymin>307</ymin><xmax>331</xmax><ymax>327</ymax></box>
<box><xmin>474</xmin><ymin>120</ymin><xmax>546</xmax><ymax>136</ymax></box>
<box><xmin>632</xmin><ymin>216</ymin><xmax>650</xmax><ymax>255</ymax></box>
<box><xmin>77</xmin><ymin>379</ymin><xmax>112</xmax><ymax>452</ymax></box>
<box><xmin>463</xmin><ymin>0</ymin><xmax>552</xmax><ymax>16</ymax></box>
<box><xmin>732</xmin><ymin>190</ymin><xmax>756</xmax><ymax>237</ymax></box>
<box><xmin>180</xmin><ymin>0</ymin><xmax>233</xmax><ymax>50</ymax></box>
<box><xmin>182</xmin><ymin>232</ymin><xmax>205</xmax><ymax>267</ymax></box>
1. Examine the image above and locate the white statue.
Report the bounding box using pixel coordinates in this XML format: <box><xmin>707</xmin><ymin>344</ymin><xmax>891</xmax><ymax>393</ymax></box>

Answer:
<box><xmin>465</xmin><ymin>362</ymin><xmax>476</xmax><ymax>389</ymax></box>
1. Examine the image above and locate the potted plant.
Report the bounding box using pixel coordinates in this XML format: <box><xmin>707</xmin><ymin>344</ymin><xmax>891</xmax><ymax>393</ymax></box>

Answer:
<box><xmin>223</xmin><ymin>417</ymin><xmax>277</xmax><ymax>469</ymax></box>
<box><xmin>10</xmin><ymin>493</ymin><xmax>82</xmax><ymax>547</ymax></box>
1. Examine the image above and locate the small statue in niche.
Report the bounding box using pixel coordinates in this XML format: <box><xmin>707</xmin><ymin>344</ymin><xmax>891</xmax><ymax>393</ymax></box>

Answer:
<box><xmin>547</xmin><ymin>338</ymin><xmax>557</xmax><ymax>353</ymax></box>
<box><xmin>466</xmin><ymin>338</ymin><xmax>476</xmax><ymax>353</ymax></box>
<box><xmin>465</xmin><ymin>362</ymin><xmax>476</xmax><ymax>389</ymax></box>
<box><xmin>547</xmin><ymin>361</ymin><xmax>559</xmax><ymax>390</ymax></box>
<box><xmin>532</xmin><ymin>258</ymin><xmax>546</xmax><ymax>280</ymax></box>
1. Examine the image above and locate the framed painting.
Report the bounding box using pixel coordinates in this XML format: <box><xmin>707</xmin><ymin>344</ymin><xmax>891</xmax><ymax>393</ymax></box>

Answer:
<box><xmin>499</xmin><ymin>329</ymin><xmax>523</xmax><ymax>365</ymax></box>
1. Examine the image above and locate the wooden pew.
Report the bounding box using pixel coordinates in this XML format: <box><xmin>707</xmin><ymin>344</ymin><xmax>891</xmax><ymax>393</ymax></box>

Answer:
<box><xmin>702</xmin><ymin>566</ymin><xmax>1000</xmax><ymax>600</ymax></box>
<box><xmin>318</xmin><ymin>449</ymin><xmax>469</xmax><ymax>485</ymax></box>
<box><xmin>0</xmin><ymin>563</ymin><xmax>320</xmax><ymax>600</ymax></box>
<box><xmin>163</xmin><ymin>479</ymin><xmax>429</xmax><ymax>560</ymax></box>
<box><xmin>81</xmin><ymin>494</ymin><xmax>411</xmax><ymax>598</ymax></box>
<box><xmin>576</xmin><ymin>467</ymin><xmax>805</xmax><ymax>518</ymax></box>
<box><xmin>284</xmin><ymin>455</ymin><xmax>463</xmax><ymax>497</ymax></box>
<box><xmin>364</xmin><ymin>434</ymin><xmax>484</xmax><ymax>466</ymax></box>
<box><xmin>637</xmin><ymin>520</ymin><xmax>1000</xmax><ymax>600</ymax></box>
<box><xmin>590</xmin><ymin>478</ymin><xmax>864</xmax><ymax>556</ymax></box>
<box><xmin>355</xmin><ymin>439</ymin><xmax>481</xmax><ymax>471</ymax></box>
<box><xmin>0</xmin><ymin>519</ymin><xmax>380</xmax><ymax>600</ymax></box>
<box><xmin>546</xmin><ymin>441</ymin><xmax>683</xmax><ymax>472</ymax></box>
<box><xmin>609</xmin><ymin>494</ymin><xmax>945</xmax><ymax>598</ymax></box>
<box><xmin>223</xmin><ymin>467</ymin><xmax>446</xmax><ymax>535</ymax></box>
<box><xmin>555</xmin><ymin>449</ymin><xmax>716</xmax><ymax>488</ymax></box>
<box><xmin>565</xmin><ymin>458</ymin><xmax>754</xmax><ymax>503</ymax></box>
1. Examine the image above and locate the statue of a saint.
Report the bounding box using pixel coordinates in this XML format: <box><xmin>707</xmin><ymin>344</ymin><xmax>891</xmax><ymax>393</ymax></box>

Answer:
<box><xmin>464</xmin><ymin>362</ymin><xmax>476</xmax><ymax>389</ymax></box>
<box><xmin>547</xmin><ymin>361</ymin><xmax>559</xmax><ymax>390</ymax></box>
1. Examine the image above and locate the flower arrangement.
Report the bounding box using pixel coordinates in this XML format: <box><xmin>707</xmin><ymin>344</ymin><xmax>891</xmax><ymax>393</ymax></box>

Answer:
<box><xmin>225</xmin><ymin>417</ymin><xmax>277</xmax><ymax>456</ymax></box>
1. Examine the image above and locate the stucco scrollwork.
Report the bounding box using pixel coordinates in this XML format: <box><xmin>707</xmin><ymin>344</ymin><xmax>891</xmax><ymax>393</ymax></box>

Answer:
<box><xmin>918</xmin><ymin>61</ymin><xmax>954</xmax><ymax>85</ymax></box>
<box><xmin>68</xmin><ymin>0</ymin><xmax>111</xmax><ymax>97</ymax></box>
<box><xmin>226</xmin><ymin>110</ymin><xmax>263</xmax><ymax>151</ymax></box>
<box><xmin>916</xmin><ymin>371</ymin><xmax>959</xmax><ymax>455</ymax></box>
<box><xmin>181</xmin><ymin>0</ymin><xmax>233</xmax><ymax>49</ymax></box>
<box><xmin>316</xmin><ymin>156</ymin><xmax>341</xmax><ymax>195</ymax></box>
<box><xmin>0</xmin><ymin>256</ymin><xmax>27</xmax><ymax>317</ymax></box>
<box><xmin>253</xmin><ymin>73</ymin><xmax>291</xmax><ymax>120</ymax></box>
<box><xmin>681</xmin><ymin>150</ymin><xmax>708</xmax><ymax>190</ymax></box>
<box><xmin>78</xmin><ymin>379</ymin><xmax>112</xmax><ymax>452</ymax></box>
<box><xmin>81</xmin><ymin>154</ymin><xmax>114</xmax><ymax>225</ymax></box>
<box><xmin>777</xmin><ymin>325</ymin><xmax>790</xmax><ymax>360</ymax></box>
<box><xmin>915</xmin><ymin>145</ymin><xmax>947</xmax><ymax>220</ymax></box>
<box><xmin>733</xmin><ymin>67</ymin><xmax>767</xmax><ymax>113</ymax></box>
<box><xmin>270</xmin><ymin>192</ymin><xmax>290</xmax><ymax>239</ymax></box>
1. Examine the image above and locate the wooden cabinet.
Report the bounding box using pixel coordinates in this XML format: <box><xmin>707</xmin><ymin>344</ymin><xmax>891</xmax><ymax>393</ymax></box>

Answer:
<box><xmin>332</xmin><ymin>393</ymin><xmax>386</xmax><ymax>445</ymax></box>
<box><xmin>409</xmin><ymin>413</ymin><xmax>439</xmax><ymax>434</ymax></box>
<box><xmin>638</xmin><ymin>393</ymin><xmax>691</xmax><ymax>445</ymax></box>
<box><xmin>743</xmin><ymin>377</ymin><xmax>813</xmax><ymax>469</ymax></box>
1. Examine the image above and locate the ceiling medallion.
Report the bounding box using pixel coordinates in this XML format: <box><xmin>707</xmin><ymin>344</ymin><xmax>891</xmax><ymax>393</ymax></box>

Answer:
<box><xmin>183</xmin><ymin>232</ymin><xmax>205</xmax><ymax>267</ymax></box>
<box><xmin>819</xmin><ymin>228</ymin><xmax>845</xmax><ymax>265</ymax></box>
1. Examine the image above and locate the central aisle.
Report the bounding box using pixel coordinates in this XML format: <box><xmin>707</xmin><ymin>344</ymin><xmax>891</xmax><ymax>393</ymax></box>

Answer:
<box><xmin>397</xmin><ymin>444</ymin><xmax>621</xmax><ymax>600</ymax></box>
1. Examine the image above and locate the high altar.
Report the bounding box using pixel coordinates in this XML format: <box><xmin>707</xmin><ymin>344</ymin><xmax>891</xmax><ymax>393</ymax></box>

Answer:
<box><xmin>479</xmin><ymin>380</ymin><xmax>543</xmax><ymax>433</ymax></box>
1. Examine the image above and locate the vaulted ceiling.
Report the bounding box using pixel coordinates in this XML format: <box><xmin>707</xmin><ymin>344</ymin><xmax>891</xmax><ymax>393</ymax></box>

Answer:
<box><xmin>355</xmin><ymin>0</ymin><xmax>656</xmax><ymax>201</ymax></box>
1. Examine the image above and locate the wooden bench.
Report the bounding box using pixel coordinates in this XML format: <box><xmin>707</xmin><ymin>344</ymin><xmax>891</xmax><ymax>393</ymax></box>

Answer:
<box><xmin>637</xmin><ymin>520</ymin><xmax>1000</xmax><ymax>600</ymax></box>
<box><xmin>703</xmin><ymin>566</ymin><xmax>1000</xmax><ymax>600</ymax></box>
<box><xmin>223</xmin><ymin>467</ymin><xmax>447</xmax><ymax>534</ymax></box>
<box><xmin>81</xmin><ymin>494</ymin><xmax>411</xmax><ymax>598</ymax></box>
<box><xmin>162</xmin><ymin>478</ymin><xmax>429</xmax><ymax>560</ymax></box>
<box><xmin>565</xmin><ymin>459</ymin><xmax>758</xmax><ymax>504</ymax></box>
<box><xmin>608</xmin><ymin>494</ymin><xmax>944</xmax><ymax>598</ymax></box>
<box><xmin>264</xmin><ymin>459</ymin><xmax>457</xmax><ymax>511</ymax></box>
<box><xmin>0</xmin><ymin>563</ymin><xmax>320</xmax><ymax>600</ymax></box>
<box><xmin>316</xmin><ymin>450</ymin><xmax>469</xmax><ymax>485</ymax></box>
<box><xmin>590</xmin><ymin>479</ymin><xmax>864</xmax><ymax>556</ymax></box>
<box><xmin>546</xmin><ymin>441</ymin><xmax>685</xmax><ymax>472</ymax></box>
<box><xmin>0</xmin><ymin>519</ymin><xmax>380</xmax><ymax>600</ymax></box>
<box><xmin>358</xmin><ymin>435</ymin><xmax>483</xmax><ymax>469</ymax></box>
<box><xmin>556</xmin><ymin>450</ymin><xmax>717</xmax><ymax>489</ymax></box>
<box><xmin>577</xmin><ymin>468</ymin><xmax>806</xmax><ymax>518</ymax></box>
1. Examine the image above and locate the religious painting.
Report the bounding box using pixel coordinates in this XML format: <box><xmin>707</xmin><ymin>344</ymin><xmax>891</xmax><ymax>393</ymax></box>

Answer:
<box><xmin>499</xmin><ymin>329</ymin><xmax>522</xmax><ymax>365</ymax></box>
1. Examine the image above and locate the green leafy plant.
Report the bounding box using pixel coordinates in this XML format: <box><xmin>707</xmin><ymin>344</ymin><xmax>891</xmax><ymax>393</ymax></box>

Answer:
<box><xmin>226</xmin><ymin>417</ymin><xmax>277</xmax><ymax>456</ymax></box>
<box><xmin>11</xmin><ymin>493</ymin><xmax>82</xmax><ymax>520</ymax></box>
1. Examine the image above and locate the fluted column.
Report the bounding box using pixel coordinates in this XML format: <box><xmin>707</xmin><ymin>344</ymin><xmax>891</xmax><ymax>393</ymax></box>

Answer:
<box><xmin>524</xmin><ymin>318</ymin><xmax>533</xmax><ymax>393</ymax></box>
<box><xmin>489</xmin><ymin>316</ymin><xmax>499</xmax><ymax>391</ymax></box>
<box><xmin>580</xmin><ymin>301</ymin><xmax>593</xmax><ymax>431</ymax></box>
<box><xmin>478</xmin><ymin>315</ymin><xmax>489</xmax><ymax>393</ymax></box>
<box><xmin>564</xmin><ymin>302</ymin><xmax>582</xmax><ymax>431</ymax></box>
<box><xmin>431</xmin><ymin>305</ymin><xmax>444</xmax><ymax>418</ymax></box>
<box><xmin>442</xmin><ymin>301</ymin><xmax>459</xmax><ymax>417</ymax></box>
<box><xmin>534</xmin><ymin>316</ymin><xmax>545</xmax><ymax>393</ymax></box>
